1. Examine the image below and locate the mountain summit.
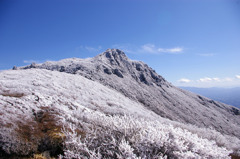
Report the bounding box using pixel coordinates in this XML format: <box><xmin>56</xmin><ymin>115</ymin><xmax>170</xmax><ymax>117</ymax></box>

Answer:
<box><xmin>19</xmin><ymin>49</ymin><xmax>240</xmax><ymax>138</ymax></box>
<box><xmin>1</xmin><ymin>49</ymin><xmax>240</xmax><ymax>158</ymax></box>
<box><xmin>99</xmin><ymin>48</ymin><xmax>128</xmax><ymax>62</ymax></box>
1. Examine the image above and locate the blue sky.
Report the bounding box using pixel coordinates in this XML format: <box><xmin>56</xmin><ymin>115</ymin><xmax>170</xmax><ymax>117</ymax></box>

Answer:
<box><xmin>1</xmin><ymin>0</ymin><xmax>240</xmax><ymax>87</ymax></box>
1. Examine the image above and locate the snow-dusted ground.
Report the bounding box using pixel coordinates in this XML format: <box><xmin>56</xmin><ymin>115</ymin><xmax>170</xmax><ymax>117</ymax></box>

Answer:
<box><xmin>19</xmin><ymin>49</ymin><xmax>240</xmax><ymax>140</ymax></box>
<box><xmin>0</xmin><ymin>69</ymin><xmax>239</xmax><ymax>158</ymax></box>
<box><xmin>0</xmin><ymin>69</ymin><xmax>158</xmax><ymax>122</ymax></box>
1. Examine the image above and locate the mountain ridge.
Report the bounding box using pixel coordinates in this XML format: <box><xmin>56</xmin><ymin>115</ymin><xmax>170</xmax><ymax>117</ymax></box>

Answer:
<box><xmin>18</xmin><ymin>49</ymin><xmax>240</xmax><ymax>138</ymax></box>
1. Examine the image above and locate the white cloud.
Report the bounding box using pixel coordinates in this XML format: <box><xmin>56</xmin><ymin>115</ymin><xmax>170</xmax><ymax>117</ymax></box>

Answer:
<box><xmin>198</xmin><ymin>77</ymin><xmax>213</xmax><ymax>82</ymax></box>
<box><xmin>178</xmin><ymin>78</ymin><xmax>191</xmax><ymax>83</ymax></box>
<box><xmin>23</xmin><ymin>60</ymin><xmax>41</xmax><ymax>64</ymax></box>
<box><xmin>177</xmin><ymin>76</ymin><xmax>240</xmax><ymax>87</ymax></box>
<box><xmin>197</xmin><ymin>77</ymin><xmax>233</xmax><ymax>83</ymax></box>
<box><xmin>111</xmin><ymin>43</ymin><xmax>183</xmax><ymax>55</ymax></box>
<box><xmin>212</xmin><ymin>78</ymin><xmax>221</xmax><ymax>82</ymax></box>
<box><xmin>197</xmin><ymin>53</ymin><xmax>215</xmax><ymax>57</ymax></box>
<box><xmin>76</xmin><ymin>45</ymin><xmax>103</xmax><ymax>53</ymax></box>
<box><xmin>164</xmin><ymin>47</ymin><xmax>183</xmax><ymax>53</ymax></box>
<box><xmin>222</xmin><ymin>77</ymin><xmax>233</xmax><ymax>82</ymax></box>
<box><xmin>85</xmin><ymin>46</ymin><xmax>102</xmax><ymax>52</ymax></box>
<box><xmin>112</xmin><ymin>44</ymin><xmax>135</xmax><ymax>54</ymax></box>
<box><xmin>236</xmin><ymin>75</ymin><xmax>240</xmax><ymax>79</ymax></box>
<box><xmin>141</xmin><ymin>44</ymin><xmax>156</xmax><ymax>53</ymax></box>
<box><xmin>140</xmin><ymin>44</ymin><xmax>183</xmax><ymax>54</ymax></box>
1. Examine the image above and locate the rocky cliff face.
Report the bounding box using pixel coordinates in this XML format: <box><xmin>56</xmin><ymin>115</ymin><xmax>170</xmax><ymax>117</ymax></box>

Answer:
<box><xmin>21</xmin><ymin>48</ymin><xmax>240</xmax><ymax>138</ymax></box>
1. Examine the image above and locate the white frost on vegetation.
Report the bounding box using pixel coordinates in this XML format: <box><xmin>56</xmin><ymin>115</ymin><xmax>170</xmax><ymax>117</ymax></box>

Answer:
<box><xmin>0</xmin><ymin>69</ymin><xmax>239</xmax><ymax>158</ymax></box>
<box><xmin>19</xmin><ymin>49</ymin><xmax>240</xmax><ymax>139</ymax></box>
<box><xmin>63</xmin><ymin>110</ymin><xmax>231</xmax><ymax>158</ymax></box>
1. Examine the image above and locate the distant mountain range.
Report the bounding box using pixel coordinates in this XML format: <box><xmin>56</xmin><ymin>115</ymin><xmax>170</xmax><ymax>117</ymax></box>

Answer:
<box><xmin>180</xmin><ymin>87</ymin><xmax>240</xmax><ymax>109</ymax></box>
<box><xmin>0</xmin><ymin>49</ymin><xmax>240</xmax><ymax>158</ymax></box>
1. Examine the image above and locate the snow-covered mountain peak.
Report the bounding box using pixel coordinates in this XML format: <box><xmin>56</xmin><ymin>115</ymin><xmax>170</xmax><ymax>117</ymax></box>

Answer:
<box><xmin>1</xmin><ymin>50</ymin><xmax>240</xmax><ymax>158</ymax></box>
<box><xmin>104</xmin><ymin>48</ymin><xmax>126</xmax><ymax>57</ymax></box>
<box><xmin>92</xmin><ymin>49</ymin><xmax>167</xmax><ymax>85</ymax></box>
<box><xmin>17</xmin><ymin>50</ymin><xmax>240</xmax><ymax>139</ymax></box>
<box><xmin>94</xmin><ymin>48</ymin><xmax>129</xmax><ymax>66</ymax></box>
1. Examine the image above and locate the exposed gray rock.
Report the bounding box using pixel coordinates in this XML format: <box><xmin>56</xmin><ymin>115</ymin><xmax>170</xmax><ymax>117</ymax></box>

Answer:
<box><xmin>103</xmin><ymin>67</ymin><xmax>112</xmax><ymax>75</ymax></box>
<box><xmin>20</xmin><ymin>48</ymin><xmax>240</xmax><ymax>138</ymax></box>
<box><xmin>113</xmin><ymin>69</ymin><xmax>123</xmax><ymax>78</ymax></box>
<box><xmin>12</xmin><ymin>66</ymin><xmax>18</xmax><ymax>70</ymax></box>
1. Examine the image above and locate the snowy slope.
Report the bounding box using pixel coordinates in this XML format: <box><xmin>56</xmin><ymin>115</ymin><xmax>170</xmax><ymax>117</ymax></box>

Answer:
<box><xmin>19</xmin><ymin>49</ymin><xmax>240</xmax><ymax>139</ymax></box>
<box><xmin>0</xmin><ymin>69</ymin><xmax>239</xmax><ymax>158</ymax></box>
<box><xmin>0</xmin><ymin>69</ymin><xmax>158</xmax><ymax>123</ymax></box>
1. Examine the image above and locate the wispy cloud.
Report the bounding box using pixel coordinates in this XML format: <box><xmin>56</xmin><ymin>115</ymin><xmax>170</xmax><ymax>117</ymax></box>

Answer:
<box><xmin>197</xmin><ymin>53</ymin><xmax>215</xmax><ymax>57</ymax></box>
<box><xmin>178</xmin><ymin>78</ymin><xmax>191</xmax><ymax>83</ymax></box>
<box><xmin>236</xmin><ymin>75</ymin><xmax>240</xmax><ymax>79</ymax></box>
<box><xmin>76</xmin><ymin>45</ymin><xmax>103</xmax><ymax>53</ymax></box>
<box><xmin>112</xmin><ymin>43</ymin><xmax>183</xmax><ymax>55</ymax></box>
<box><xmin>23</xmin><ymin>60</ymin><xmax>41</xmax><ymax>64</ymax></box>
<box><xmin>197</xmin><ymin>77</ymin><xmax>221</xmax><ymax>82</ymax></box>
<box><xmin>141</xmin><ymin>44</ymin><xmax>156</xmax><ymax>53</ymax></box>
<box><xmin>197</xmin><ymin>77</ymin><xmax>233</xmax><ymax>83</ymax></box>
<box><xmin>85</xmin><ymin>46</ymin><xmax>102</xmax><ymax>52</ymax></box>
<box><xmin>140</xmin><ymin>44</ymin><xmax>183</xmax><ymax>54</ymax></box>
<box><xmin>112</xmin><ymin>44</ymin><xmax>136</xmax><ymax>54</ymax></box>
<box><xmin>177</xmin><ymin>76</ymin><xmax>239</xmax><ymax>87</ymax></box>
<box><xmin>222</xmin><ymin>77</ymin><xmax>233</xmax><ymax>82</ymax></box>
<box><xmin>212</xmin><ymin>77</ymin><xmax>221</xmax><ymax>82</ymax></box>
<box><xmin>197</xmin><ymin>77</ymin><xmax>212</xmax><ymax>82</ymax></box>
<box><xmin>158</xmin><ymin>47</ymin><xmax>183</xmax><ymax>53</ymax></box>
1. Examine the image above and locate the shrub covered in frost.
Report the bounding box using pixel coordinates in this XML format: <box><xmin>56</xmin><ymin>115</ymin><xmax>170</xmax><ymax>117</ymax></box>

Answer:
<box><xmin>62</xmin><ymin>109</ymin><xmax>231</xmax><ymax>159</ymax></box>
<box><xmin>0</xmin><ymin>69</ymin><xmax>239</xmax><ymax>158</ymax></box>
<box><xmin>0</xmin><ymin>106</ymin><xmax>65</xmax><ymax>157</ymax></box>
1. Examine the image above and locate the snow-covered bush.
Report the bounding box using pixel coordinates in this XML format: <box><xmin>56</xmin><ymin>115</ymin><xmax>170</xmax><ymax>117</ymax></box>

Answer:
<box><xmin>0</xmin><ymin>106</ymin><xmax>65</xmax><ymax>157</ymax></box>
<box><xmin>0</xmin><ymin>69</ymin><xmax>239</xmax><ymax>158</ymax></box>
<box><xmin>0</xmin><ymin>127</ymin><xmax>38</xmax><ymax>156</ymax></box>
<box><xmin>62</xmin><ymin>109</ymin><xmax>231</xmax><ymax>159</ymax></box>
<box><xmin>166</xmin><ymin>119</ymin><xmax>240</xmax><ymax>156</ymax></box>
